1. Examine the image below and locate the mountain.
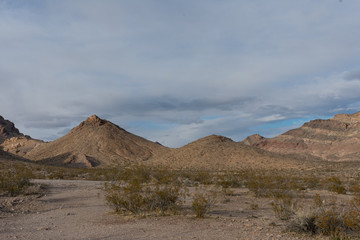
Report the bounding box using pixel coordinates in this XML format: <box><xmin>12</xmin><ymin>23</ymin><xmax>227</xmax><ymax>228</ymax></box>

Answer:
<box><xmin>243</xmin><ymin>112</ymin><xmax>360</xmax><ymax>161</ymax></box>
<box><xmin>0</xmin><ymin>115</ymin><xmax>23</xmax><ymax>143</ymax></box>
<box><xmin>0</xmin><ymin>115</ymin><xmax>44</xmax><ymax>156</ymax></box>
<box><xmin>24</xmin><ymin>115</ymin><xmax>169</xmax><ymax>167</ymax></box>
<box><xmin>149</xmin><ymin>135</ymin><xmax>318</xmax><ymax>170</ymax></box>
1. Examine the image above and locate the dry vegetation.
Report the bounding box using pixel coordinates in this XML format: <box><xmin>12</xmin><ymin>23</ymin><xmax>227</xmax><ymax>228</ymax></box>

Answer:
<box><xmin>2</xmin><ymin>158</ymin><xmax>360</xmax><ymax>239</ymax></box>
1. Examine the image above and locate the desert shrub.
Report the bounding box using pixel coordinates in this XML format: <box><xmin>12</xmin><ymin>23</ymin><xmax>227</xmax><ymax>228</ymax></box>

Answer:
<box><xmin>150</xmin><ymin>169</ymin><xmax>177</xmax><ymax>184</ymax></box>
<box><xmin>313</xmin><ymin>193</ymin><xmax>324</xmax><ymax>208</ymax></box>
<box><xmin>104</xmin><ymin>176</ymin><xmax>186</xmax><ymax>215</ymax></box>
<box><xmin>349</xmin><ymin>184</ymin><xmax>360</xmax><ymax>196</ymax></box>
<box><xmin>187</xmin><ymin>171</ymin><xmax>214</xmax><ymax>185</ymax></box>
<box><xmin>216</xmin><ymin>172</ymin><xmax>242</xmax><ymax>188</ymax></box>
<box><xmin>289</xmin><ymin>194</ymin><xmax>360</xmax><ymax>239</ymax></box>
<box><xmin>271</xmin><ymin>192</ymin><xmax>297</xmax><ymax>220</ymax></box>
<box><xmin>315</xmin><ymin>207</ymin><xmax>346</xmax><ymax>237</ymax></box>
<box><xmin>0</xmin><ymin>170</ymin><xmax>31</xmax><ymax>196</ymax></box>
<box><xmin>288</xmin><ymin>211</ymin><xmax>318</xmax><ymax>234</ymax></box>
<box><xmin>250</xmin><ymin>203</ymin><xmax>259</xmax><ymax>210</ymax></box>
<box><xmin>192</xmin><ymin>190</ymin><xmax>217</xmax><ymax>218</ymax></box>
<box><xmin>105</xmin><ymin>179</ymin><xmax>145</xmax><ymax>214</ymax></box>
<box><xmin>244</xmin><ymin>171</ymin><xmax>302</xmax><ymax>199</ymax></box>
<box><xmin>147</xmin><ymin>183</ymin><xmax>185</xmax><ymax>214</ymax></box>
<box><xmin>325</xmin><ymin>177</ymin><xmax>347</xmax><ymax>194</ymax></box>
<box><xmin>302</xmin><ymin>175</ymin><xmax>320</xmax><ymax>190</ymax></box>
<box><xmin>118</xmin><ymin>165</ymin><xmax>152</xmax><ymax>183</ymax></box>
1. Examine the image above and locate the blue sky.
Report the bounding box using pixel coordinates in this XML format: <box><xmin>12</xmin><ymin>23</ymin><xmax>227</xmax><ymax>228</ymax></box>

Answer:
<box><xmin>1</xmin><ymin>0</ymin><xmax>360</xmax><ymax>147</ymax></box>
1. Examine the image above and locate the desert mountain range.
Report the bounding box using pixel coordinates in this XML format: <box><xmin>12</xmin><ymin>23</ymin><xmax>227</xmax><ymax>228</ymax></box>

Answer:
<box><xmin>243</xmin><ymin>112</ymin><xmax>360</xmax><ymax>162</ymax></box>
<box><xmin>1</xmin><ymin>112</ymin><xmax>360</xmax><ymax>169</ymax></box>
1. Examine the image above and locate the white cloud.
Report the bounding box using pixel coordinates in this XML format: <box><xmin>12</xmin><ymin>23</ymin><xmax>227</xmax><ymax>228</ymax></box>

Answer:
<box><xmin>257</xmin><ymin>114</ymin><xmax>286</xmax><ymax>122</ymax></box>
<box><xmin>2</xmin><ymin>0</ymin><xmax>360</xmax><ymax>147</ymax></box>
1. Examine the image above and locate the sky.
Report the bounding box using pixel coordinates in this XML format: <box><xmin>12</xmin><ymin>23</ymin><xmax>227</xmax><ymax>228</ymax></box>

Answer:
<box><xmin>1</xmin><ymin>0</ymin><xmax>360</xmax><ymax>147</ymax></box>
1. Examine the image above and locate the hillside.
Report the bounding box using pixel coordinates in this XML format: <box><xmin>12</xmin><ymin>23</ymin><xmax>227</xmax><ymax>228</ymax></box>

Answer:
<box><xmin>24</xmin><ymin>115</ymin><xmax>169</xmax><ymax>167</ymax></box>
<box><xmin>149</xmin><ymin>135</ymin><xmax>320</xmax><ymax>170</ymax></box>
<box><xmin>243</xmin><ymin>111</ymin><xmax>360</xmax><ymax>161</ymax></box>
<box><xmin>0</xmin><ymin>115</ymin><xmax>43</xmax><ymax>157</ymax></box>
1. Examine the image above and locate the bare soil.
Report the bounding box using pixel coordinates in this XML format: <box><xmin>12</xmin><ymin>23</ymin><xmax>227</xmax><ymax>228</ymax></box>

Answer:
<box><xmin>0</xmin><ymin>179</ymin><xmax>331</xmax><ymax>240</ymax></box>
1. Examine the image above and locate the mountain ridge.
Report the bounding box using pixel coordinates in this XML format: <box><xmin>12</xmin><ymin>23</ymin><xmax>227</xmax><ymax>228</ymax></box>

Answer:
<box><xmin>243</xmin><ymin>111</ymin><xmax>360</xmax><ymax>161</ymax></box>
<box><xmin>2</xmin><ymin>111</ymin><xmax>360</xmax><ymax>169</ymax></box>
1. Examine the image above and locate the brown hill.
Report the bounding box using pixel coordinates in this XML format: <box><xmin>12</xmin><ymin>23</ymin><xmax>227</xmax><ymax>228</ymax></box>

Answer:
<box><xmin>149</xmin><ymin>135</ymin><xmax>320</xmax><ymax>170</ymax></box>
<box><xmin>24</xmin><ymin>115</ymin><xmax>169</xmax><ymax>167</ymax></box>
<box><xmin>243</xmin><ymin>111</ymin><xmax>360</xmax><ymax>161</ymax></box>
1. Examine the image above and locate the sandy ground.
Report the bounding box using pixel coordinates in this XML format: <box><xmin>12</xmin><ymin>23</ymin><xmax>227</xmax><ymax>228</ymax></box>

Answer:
<box><xmin>0</xmin><ymin>179</ymin><xmax>323</xmax><ymax>240</ymax></box>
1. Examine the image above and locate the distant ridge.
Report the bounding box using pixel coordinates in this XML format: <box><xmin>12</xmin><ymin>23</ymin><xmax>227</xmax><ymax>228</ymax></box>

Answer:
<box><xmin>149</xmin><ymin>134</ymin><xmax>318</xmax><ymax>170</ymax></box>
<box><xmin>243</xmin><ymin>111</ymin><xmax>360</xmax><ymax>161</ymax></box>
<box><xmin>3</xmin><ymin>111</ymin><xmax>360</xmax><ymax>170</ymax></box>
<box><xmin>23</xmin><ymin>115</ymin><xmax>169</xmax><ymax>167</ymax></box>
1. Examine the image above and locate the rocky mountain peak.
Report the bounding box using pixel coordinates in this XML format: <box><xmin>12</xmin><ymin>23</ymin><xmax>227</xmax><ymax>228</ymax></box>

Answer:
<box><xmin>84</xmin><ymin>115</ymin><xmax>106</xmax><ymax>125</ymax></box>
<box><xmin>0</xmin><ymin>115</ymin><xmax>23</xmax><ymax>143</ymax></box>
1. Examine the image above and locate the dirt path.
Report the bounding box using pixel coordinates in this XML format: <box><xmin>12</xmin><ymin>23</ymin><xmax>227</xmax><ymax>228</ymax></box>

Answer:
<box><xmin>0</xmin><ymin>179</ymin><xmax>317</xmax><ymax>240</ymax></box>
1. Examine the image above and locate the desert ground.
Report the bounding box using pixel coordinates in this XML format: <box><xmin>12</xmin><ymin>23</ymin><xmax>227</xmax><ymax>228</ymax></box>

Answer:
<box><xmin>0</xmin><ymin>179</ymin><xmax>324</xmax><ymax>240</ymax></box>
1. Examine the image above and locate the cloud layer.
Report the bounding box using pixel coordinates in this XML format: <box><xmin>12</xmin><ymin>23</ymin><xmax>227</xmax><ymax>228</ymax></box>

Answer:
<box><xmin>2</xmin><ymin>0</ymin><xmax>360</xmax><ymax>147</ymax></box>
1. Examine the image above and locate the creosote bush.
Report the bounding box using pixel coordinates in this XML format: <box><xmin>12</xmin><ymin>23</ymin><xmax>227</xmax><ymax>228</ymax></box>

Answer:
<box><xmin>104</xmin><ymin>166</ymin><xmax>188</xmax><ymax>216</ymax></box>
<box><xmin>324</xmin><ymin>177</ymin><xmax>347</xmax><ymax>194</ymax></box>
<box><xmin>288</xmin><ymin>194</ymin><xmax>360</xmax><ymax>239</ymax></box>
<box><xmin>0</xmin><ymin>169</ymin><xmax>31</xmax><ymax>196</ymax></box>
<box><xmin>192</xmin><ymin>189</ymin><xmax>217</xmax><ymax>218</ymax></box>
<box><xmin>104</xmin><ymin>166</ymin><xmax>222</xmax><ymax>217</ymax></box>
<box><xmin>271</xmin><ymin>192</ymin><xmax>297</xmax><ymax>220</ymax></box>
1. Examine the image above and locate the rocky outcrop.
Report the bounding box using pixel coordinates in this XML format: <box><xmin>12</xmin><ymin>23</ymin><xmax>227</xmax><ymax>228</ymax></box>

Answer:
<box><xmin>243</xmin><ymin>111</ymin><xmax>360</xmax><ymax>161</ymax></box>
<box><xmin>0</xmin><ymin>115</ymin><xmax>44</xmax><ymax>156</ymax></box>
<box><xmin>1</xmin><ymin>136</ymin><xmax>44</xmax><ymax>157</ymax></box>
<box><xmin>0</xmin><ymin>115</ymin><xmax>23</xmax><ymax>143</ymax></box>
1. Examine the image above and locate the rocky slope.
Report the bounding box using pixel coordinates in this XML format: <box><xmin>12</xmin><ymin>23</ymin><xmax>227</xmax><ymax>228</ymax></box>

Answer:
<box><xmin>0</xmin><ymin>115</ymin><xmax>23</xmax><ymax>143</ymax></box>
<box><xmin>24</xmin><ymin>115</ymin><xmax>169</xmax><ymax>167</ymax></box>
<box><xmin>0</xmin><ymin>115</ymin><xmax>43</xmax><ymax>156</ymax></box>
<box><xmin>243</xmin><ymin>112</ymin><xmax>360</xmax><ymax>161</ymax></box>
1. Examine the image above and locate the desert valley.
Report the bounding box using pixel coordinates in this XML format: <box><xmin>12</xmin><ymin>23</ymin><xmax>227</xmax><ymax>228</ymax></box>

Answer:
<box><xmin>1</xmin><ymin>112</ymin><xmax>360</xmax><ymax>239</ymax></box>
